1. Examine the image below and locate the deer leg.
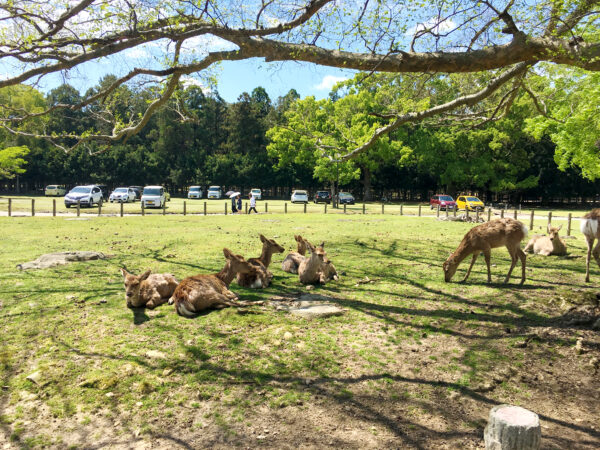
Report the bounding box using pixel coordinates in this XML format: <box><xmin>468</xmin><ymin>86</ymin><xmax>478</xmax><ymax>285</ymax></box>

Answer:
<box><xmin>517</xmin><ymin>248</ymin><xmax>527</xmax><ymax>285</ymax></box>
<box><xmin>504</xmin><ymin>246</ymin><xmax>518</xmax><ymax>284</ymax></box>
<box><xmin>585</xmin><ymin>237</ymin><xmax>595</xmax><ymax>282</ymax></box>
<box><xmin>592</xmin><ymin>240</ymin><xmax>600</xmax><ymax>269</ymax></box>
<box><xmin>483</xmin><ymin>249</ymin><xmax>492</xmax><ymax>283</ymax></box>
<box><xmin>462</xmin><ymin>253</ymin><xmax>479</xmax><ymax>282</ymax></box>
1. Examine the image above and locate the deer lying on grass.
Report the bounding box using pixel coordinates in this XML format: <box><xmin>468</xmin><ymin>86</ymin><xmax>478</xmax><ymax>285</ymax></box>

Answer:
<box><xmin>297</xmin><ymin>241</ymin><xmax>339</xmax><ymax>284</ymax></box>
<box><xmin>237</xmin><ymin>234</ymin><xmax>284</xmax><ymax>288</ymax></box>
<box><xmin>443</xmin><ymin>218</ymin><xmax>528</xmax><ymax>284</ymax></box>
<box><xmin>281</xmin><ymin>235</ymin><xmax>307</xmax><ymax>274</ymax></box>
<box><xmin>120</xmin><ymin>268</ymin><xmax>178</xmax><ymax>309</ymax></box>
<box><xmin>580</xmin><ymin>209</ymin><xmax>600</xmax><ymax>282</ymax></box>
<box><xmin>524</xmin><ymin>224</ymin><xmax>567</xmax><ymax>256</ymax></box>
<box><xmin>169</xmin><ymin>248</ymin><xmax>256</xmax><ymax>317</ymax></box>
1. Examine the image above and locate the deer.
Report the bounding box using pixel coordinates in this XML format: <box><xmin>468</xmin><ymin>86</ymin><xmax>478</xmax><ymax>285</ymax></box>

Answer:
<box><xmin>120</xmin><ymin>268</ymin><xmax>178</xmax><ymax>309</ymax></box>
<box><xmin>580</xmin><ymin>209</ymin><xmax>600</xmax><ymax>282</ymax></box>
<box><xmin>237</xmin><ymin>234</ymin><xmax>285</xmax><ymax>288</ymax></box>
<box><xmin>281</xmin><ymin>235</ymin><xmax>307</xmax><ymax>274</ymax></box>
<box><xmin>523</xmin><ymin>224</ymin><xmax>567</xmax><ymax>256</ymax></box>
<box><xmin>443</xmin><ymin>218</ymin><xmax>528</xmax><ymax>284</ymax></box>
<box><xmin>168</xmin><ymin>248</ymin><xmax>257</xmax><ymax>317</ymax></box>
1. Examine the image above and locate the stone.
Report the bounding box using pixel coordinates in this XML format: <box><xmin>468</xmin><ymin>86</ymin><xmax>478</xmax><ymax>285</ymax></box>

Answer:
<box><xmin>484</xmin><ymin>405</ymin><xmax>541</xmax><ymax>450</ymax></box>
<box><xmin>574</xmin><ymin>337</ymin><xmax>585</xmax><ymax>355</ymax></box>
<box><xmin>17</xmin><ymin>251</ymin><xmax>107</xmax><ymax>270</ymax></box>
<box><xmin>289</xmin><ymin>304</ymin><xmax>345</xmax><ymax>319</ymax></box>
<box><xmin>145</xmin><ymin>350</ymin><xmax>167</xmax><ymax>359</ymax></box>
<box><xmin>25</xmin><ymin>371</ymin><xmax>43</xmax><ymax>385</ymax></box>
<box><xmin>283</xmin><ymin>331</ymin><xmax>293</xmax><ymax>340</ymax></box>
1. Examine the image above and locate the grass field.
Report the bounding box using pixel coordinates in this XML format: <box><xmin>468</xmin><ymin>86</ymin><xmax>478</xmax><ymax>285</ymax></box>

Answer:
<box><xmin>1</xmin><ymin>214</ymin><xmax>599</xmax><ymax>448</ymax></box>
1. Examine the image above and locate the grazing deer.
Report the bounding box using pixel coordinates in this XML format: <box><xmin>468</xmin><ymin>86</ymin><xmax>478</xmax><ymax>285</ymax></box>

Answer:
<box><xmin>169</xmin><ymin>248</ymin><xmax>256</xmax><ymax>317</ymax></box>
<box><xmin>524</xmin><ymin>224</ymin><xmax>567</xmax><ymax>256</ymax></box>
<box><xmin>580</xmin><ymin>209</ymin><xmax>600</xmax><ymax>282</ymax></box>
<box><xmin>281</xmin><ymin>235</ymin><xmax>307</xmax><ymax>274</ymax></box>
<box><xmin>443</xmin><ymin>218</ymin><xmax>528</xmax><ymax>284</ymax></box>
<box><xmin>237</xmin><ymin>234</ymin><xmax>285</xmax><ymax>288</ymax></box>
<box><xmin>120</xmin><ymin>268</ymin><xmax>178</xmax><ymax>309</ymax></box>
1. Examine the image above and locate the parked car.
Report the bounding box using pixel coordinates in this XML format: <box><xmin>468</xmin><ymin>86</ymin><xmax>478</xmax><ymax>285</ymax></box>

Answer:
<box><xmin>187</xmin><ymin>186</ymin><xmax>203</xmax><ymax>199</ymax></box>
<box><xmin>45</xmin><ymin>185</ymin><xmax>66</xmax><ymax>196</ymax></box>
<box><xmin>430</xmin><ymin>194</ymin><xmax>456</xmax><ymax>210</ymax></box>
<box><xmin>207</xmin><ymin>185</ymin><xmax>222</xmax><ymax>199</ymax></box>
<box><xmin>338</xmin><ymin>192</ymin><xmax>355</xmax><ymax>205</ymax></box>
<box><xmin>314</xmin><ymin>190</ymin><xmax>332</xmax><ymax>204</ymax></box>
<box><xmin>250</xmin><ymin>188</ymin><xmax>262</xmax><ymax>200</ymax></box>
<box><xmin>456</xmin><ymin>195</ymin><xmax>485</xmax><ymax>211</ymax></box>
<box><xmin>64</xmin><ymin>185</ymin><xmax>103</xmax><ymax>208</ymax></box>
<box><xmin>109</xmin><ymin>187</ymin><xmax>136</xmax><ymax>203</ymax></box>
<box><xmin>141</xmin><ymin>186</ymin><xmax>166</xmax><ymax>208</ymax></box>
<box><xmin>129</xmin><ymin>186</ymin><xmax>143</xmax><ymax>200</ymax></box>
<box><xmin>97</xmin><ymin>185</ymin><xmax>109</xmax><ymax>201</ymax></box>
<box><xmin>291</xmin><ymin>190</ymin><xmax>309</xmax><ymax>204</ymax></box>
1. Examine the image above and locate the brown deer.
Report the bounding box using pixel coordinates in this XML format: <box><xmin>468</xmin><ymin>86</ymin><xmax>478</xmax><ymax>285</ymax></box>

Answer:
<box><xmin>281</xmin><ymin>235</ymin><xmax>307</xmax><ymax>274</ymax></box>
<box><xmin>443</xmin><ymin>218</ymin><xmax>528</xmax><ymax>284</ymax></box>
<box><xmin>120</xmin><ymin>268</ymin><xmax>178</xmax><ymax>309</ymax></box>
<box><xmin>169</xmin><ymin>248</ymin><xmax>257</xmax><ymax>317</ymax></box>
<box><xmin>524</xmin><ymin>224</ymin><xmax>567</xmax><ymax>256</ymax></box>
<box><xmin>298</xmin><ymin>241</ymin><xmax>330</xmax><ymax>285</ymax></box>
<box><xmin>580</xmin><ymin>209</ymin><xmax>600</xmax><ymax>282</ymax></box>
<box><xmin>237</xmin><ymin>234</ymin><xmax>285</xmax><ymax>288</ymax></box>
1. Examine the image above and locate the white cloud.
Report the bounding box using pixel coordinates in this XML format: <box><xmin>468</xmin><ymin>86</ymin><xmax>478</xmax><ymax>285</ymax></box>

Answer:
<box><xmin>313</xmin><ymin>75</ymin><xmax>348</xmax><ymax>91</ymax></box>
<box><xmin>181</xmin><ymin>75</ymin><xmax>212</xmax><ymax>94</ymax></box>
<box><xmin>406</xmin><ymin>17</ymin><xmax>456</xmax><ymax>37</ymax></box>
<box><xmin>181</xmin><ymin>35</ymin><xmax>238</xmax><ymax>55</ymax></box>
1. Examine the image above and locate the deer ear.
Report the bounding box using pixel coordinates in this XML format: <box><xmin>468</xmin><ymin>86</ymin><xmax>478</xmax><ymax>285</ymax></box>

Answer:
<box><xmin>140</xmin><ymin>269</ymin><xmax>151</xmax><ymax>281</ymax></box>
<box><xmin>320</xmin><ymin>242</ymin><xmax>325</xmax><ymax>248</ymax></box>
<box><xmin>120</xmin><ymin>268</ymin><xmax>128</xmax><ymax>278</ymax></box>
<box><xmin>556</xmin><ymin>224</ymin><xmax>562</xmax><ymax>232</ymax></box>
<box><xmin>223</xmin><ymin>248</ymin><xmax>233</xmax><ymax>259</ymax></box>
<box><xmin>260</xmin><ymin>234</ymin><xmax>267</xmax><ymax>243</ymax></box>
<box><xmin>306</xmin><ymin>241</ymin><xmax>316</xmax><ymax>253</ymax></box>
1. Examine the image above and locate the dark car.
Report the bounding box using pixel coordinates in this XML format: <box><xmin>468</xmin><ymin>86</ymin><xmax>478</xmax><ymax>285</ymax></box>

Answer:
<box><xmin>129</xmin><ymin>186</ymin><xmax>143</xmax><ymax>200</ymax></box>
<box><xmin>314</xmin><ymin>190</ymin><xmax>332</xmax><ymax>204</ymax></box>
<box><xmin>338</xmin><ymin>192</ymin><xmax>355</xmax><ymax>205</ymax></box>
<box><xmin>430</xmin><ymin>194</ymin><xmax>456</xmax><ymax>210</ymax></box>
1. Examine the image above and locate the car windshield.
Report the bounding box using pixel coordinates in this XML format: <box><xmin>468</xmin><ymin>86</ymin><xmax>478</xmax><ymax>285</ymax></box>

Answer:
<box><xmin>439</xmin><ymin>196</ymin><xmax>453</xmax><ymax>201</ymax></box>
<box><xmin>208</xmin><ymin>187</ymin><xmax>219</xmax><ymax>191</ymax></box>
<box><xmin>317</xmin><ymin>192</ymin><xmax>329</xmax><ymax>196</ymax></box>
<box><xmin>143</xmin><ymin>188</ymin><xmax>162</xmax><ymax>196</ymax></box>
<box><xmin>467</xmin><ymin>197</ymin><xmax>481</xmax><ymax>202</ymax></box>
<box><xmin>47</xmin><ymin>185</ymin><xmax>57</xmax><ymax>189</ymax></box>
<box><xmin>294</xmin><ymin>191</ymin><xmax>307</xmax><ymax>195</ymax></box>
<box><xmin>251</xmin><ymin>189</ymin><xmax>260</xmax><ymax>193</ymax></box>
<box><xmin>190</xmin><ymin>187</ymin><xmax>201</xmax><ymax>192</ymax></box>
<box><xmin>339</xmin><ymin>193</ymin><xmax>352</xmax><ymax>198</ymax></box>
<box><xmin>114</xmin><ymin>188</ymin><xmax>127</xmax><ymax>193</ymax></box>
<box><xmin>70</xmin><ymin>187</ymin><xmax>91</xmax><ymax>194</ymax></box>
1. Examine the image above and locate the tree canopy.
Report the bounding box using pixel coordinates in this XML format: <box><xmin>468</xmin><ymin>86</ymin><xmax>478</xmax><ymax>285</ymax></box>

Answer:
<box><xmin>1</xmin><ymin>0</ymin><xmax>599</xmax><ymax>158</ymax></box>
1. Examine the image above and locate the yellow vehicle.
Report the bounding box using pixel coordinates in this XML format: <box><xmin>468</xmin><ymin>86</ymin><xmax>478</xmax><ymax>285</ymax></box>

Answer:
<box><xmin>456</xmin><ymin>195</ymin><xmax>485</xmax><ymax>211</ymax></box>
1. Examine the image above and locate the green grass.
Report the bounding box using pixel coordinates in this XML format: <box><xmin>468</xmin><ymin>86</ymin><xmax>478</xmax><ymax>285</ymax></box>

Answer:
<box><xmin>0</xmin><ymin>213</ymin><xmax>598</xmax><ymax>447</ymax></box>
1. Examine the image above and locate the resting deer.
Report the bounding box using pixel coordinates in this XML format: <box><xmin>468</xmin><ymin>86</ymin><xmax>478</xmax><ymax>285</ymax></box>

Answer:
<box><xmin>443</xmin><ymin>218</ymin><xmax>528</xmax><ymax>284</ymax></box>
<box><xmin>120</xmin><ymin>268</ymin><xmax>178</xmax><ymax>309</ymax></box>
<box><xmin>237</xmin><ymin>234</ymin><xmax>284</xmax><ymax>288</ymax></box>
<box><xmin>281</xmin><ymin>235</ymin><xmax>307</xmax><ymax>274</ymax></box>
<box><xmin>169</xmin><ymin>248</ymin><xmax>256</xmax><ymax>317</ymax></box>
<box><xmin>580</xmin><ymin>209</ymin><xmax>600</xmax><ymax>282</ymax></box>
<box><xmin>524</xmin><ymin>224</ymin><xmax>567</xmax><ymax>256</ymax></box>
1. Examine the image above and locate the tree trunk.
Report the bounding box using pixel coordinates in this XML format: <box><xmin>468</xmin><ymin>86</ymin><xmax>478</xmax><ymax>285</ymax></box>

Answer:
<box><xmin>361</xmin><ymin>166</ymin><xmax>372</xmax><ymax>202</ymax></box>
<box><xmin>484</xmin><ymin>405</ymin><xmax>541</xmax><ymax>450</ymax></box>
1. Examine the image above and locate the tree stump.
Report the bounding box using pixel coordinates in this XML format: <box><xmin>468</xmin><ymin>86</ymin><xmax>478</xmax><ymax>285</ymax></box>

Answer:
<box><xmin>484</xmin><ymin>405</ymin><xmax>541</xmax><ymax>450</ymax></box>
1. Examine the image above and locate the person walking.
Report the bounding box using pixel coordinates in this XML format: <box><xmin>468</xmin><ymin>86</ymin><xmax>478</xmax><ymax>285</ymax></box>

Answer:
<box><xmin>248</xmin><ymin>193</ymin><xmax>258</xmax><ymax>214</ymax></box>
<box><xmin>236</xmin><ymin>194</ymin><xmax>242</xmax><ymax>213</ymax></box>
<box><xmin>231</xmin><ymin>194</ymin><xmax>238</xmax><ymax>214</ymax></box>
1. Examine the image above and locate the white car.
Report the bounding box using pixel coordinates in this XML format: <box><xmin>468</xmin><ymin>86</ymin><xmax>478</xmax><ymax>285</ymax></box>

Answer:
<box><xmin>45</xmin><ymin>185</ymin><xmax>66</xmax><ymax>196</ymax></box>
<box><xmin>207</xmin><ymin>186</ymin><xmax>222</xmax><ymax>199</ymax></box>
<box><xmin>141</xmin><ymin>185</ymin><xmax>166</xmax><ymax>208</ymax></box>
<box><xmin>291</xmin><ymin>190</ymin><xmax>309</xmax><ymax>204</ymax></box>
<box><xmin>188</xmin><ymin>186</ymin><xmax>203</xmax><ymax>199</ymax></box>
<box><xmin>109</xmin><ymin>187</ymin><xmax>136</xmax><ymax>203</ymax></box>
<box><xmin>250</xmin><ymin>188</ymin><xmax>262</xmax><ymax>200</ymax></box>
<box><xmin>64</xmin><ymin>185</ymin><xmax>103</xmax><ymax>208</ymax></box>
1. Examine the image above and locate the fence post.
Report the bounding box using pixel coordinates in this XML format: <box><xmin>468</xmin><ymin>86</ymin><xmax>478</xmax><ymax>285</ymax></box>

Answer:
<box><xmin>446</xmin><ymin>207</ymin><xmax>449</xmax><ymax>219</ymax></box>
<box><xmin>97</xmin><ymin>200</ymin><xmax>102</xmax><ymax>216</ymax></box>
<box><xmin>31</xmin><ymin>198</ymin><xmax>35</xmax><ymax>217</ymax></box>
<box><xmin>77</xmin><ymin>200</ymin><xmax>81</xmax><ymax>217</ymax></box>
<box><xmin>225</xmin><ymin>202</ymin><xmax>227</xmax><ymax>215</ymax></box>
<box><xmin>284</xmin><ymin>202</ymin><xmax>287</xmax><ymax>214</ymax></box>
<box><xmin>53</xmin><ymin>199</ymin><xmax>56</xmax><ymax>217</ymax></box>
<box><xmin>453</xmin><ymin>207</ymin><xmax>457</xmax><ymax>217</ymax></box>
<box><xmin>400</xmin><ymin>204</ymin><xmax>403</xmax><ymax>216</ymax></box>
<box><xmin>548</xmin><ymin>211</ymin><xmax>552</xmax><ymax>227</ymax></box>
<box><xmin>183</xmin><ymin>201</ymin><xmax>187</xmax><ymax>216</ymax></box>
<box><xmin>500</xmin><ymin>209</ymin><xmax>504</xmax><ymax>218</ymax></box>
<box><xmin>566</xmin><ymin>213</ymin><xmax>572</xmax><ymax>236</ymax></box>
<box><xmin>245</xmin><ymin>202</ymin><xmax>248</xmax><ymax>214</ymax></box>
<box><xmin>324</xmin><ymin>203</ymin><xmax>327</xmax><ymax>214</ymax></box>
<box><xmin>436</xmin><ymin>204</ymin><xmax>440</xmax><ymax>217</ymax></box>
<box><xmin>304</xmin><ymin>203</ymin><xmax>307</xmax><ymax>214</ymax></box>
<box><xmin>8</xmin><ymin>198</ymin><xmax>11</xmax><ymax>217</ymax></box>
<box><xmin>529</xmin><ymin>210</ymin><xmax>534</xmax><ymax>230</ymax></box>
<box><xmin>343</xmin><ymin>204</ymin><xmax>346</xmax><ymax>214</ymax></box>
<box><xmin>204</xmin><ymin>201</ymin><xmax>207</xmax><ymax>216</ymax></box>
<box><xmin>120</xmin><ymin>202</ymin><xmax>124</xmax><ymax>217</ymax></box>
<box><xmin>487</xmin><ymin>208</ymin><xmax>491</xmax><ymax>222</ymax></box>
<box><xmin>418</xmin><ymin>205</ymin><xmax>422</xmax><ymax>217</ymax></box>
<box><xmin>466</xmin><ymin>208</ymin><xmax>470</xmax><ymax>220</ymax></box>
<box><xmin>265</xmin><ymin>202</ymin><xmax>268</xmax><ymax>213</ymax></box>
<box><xmin>141</xmin><ymin>202</ymin><xmax>145</xmax><ymax>216</ymax></box>
<box><xmin>476</xmin><ymin>209</ymin><xmax>480</xmax><ymax>222</ymax></box>
<box><xmin>363</xmin><ymin>203</ymin><xmax>366</xmax><ymax>214</ymax></box>
<box><xmin>162</xmin><ymin>201</ymin><xmax>166</xmax><ymax>215</ymax></box>
<box><xmin>514</xmin><ymin>209</ymin><xmax>518</xmax><ymax>220</ymax></box>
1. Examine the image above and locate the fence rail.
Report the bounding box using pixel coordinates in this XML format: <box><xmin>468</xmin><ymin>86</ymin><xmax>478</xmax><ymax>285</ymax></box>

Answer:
<box><xmin>0</xmin><ymin>197</ymin><xmax>588</xmax><ymax>235</ymax></box>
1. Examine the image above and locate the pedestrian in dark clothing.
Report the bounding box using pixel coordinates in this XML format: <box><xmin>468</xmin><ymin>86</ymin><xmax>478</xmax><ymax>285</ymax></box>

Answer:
<box><xmin>236</xmin><ymin>194</ymin><xmax>242</xmax><ymax>213</ymax></box>
<box><xmin>248</xmin><ymin>193</ymin><xmax>258</xmax><ymax>214</ymax></box>
<box><xmin>231</xmin><ymin>195</ymin><xmax>237</xmax><ymax>214</ymax></box>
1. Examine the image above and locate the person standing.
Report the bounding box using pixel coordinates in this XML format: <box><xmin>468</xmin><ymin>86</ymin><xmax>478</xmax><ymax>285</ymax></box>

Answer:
<box><xmin>231</xmin><ymin>194</ymin><xmax>238</xmax><ymax>214</ymax></box>
<box><xmin>236</xmin><ymin>194</ymin><xmax>242</xmax><ymax>213</ymax></box>
<box><xmin>248</xmin><ymin>193</ymin><xmax>258</xmax><ymax>214</ymax></box>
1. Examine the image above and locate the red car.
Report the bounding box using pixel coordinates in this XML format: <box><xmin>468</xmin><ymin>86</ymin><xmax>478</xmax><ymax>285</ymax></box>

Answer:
<box><xmin>430</xmin><ymin>194</ymin><xmax>456</xmax><ymax>210</ymax></box>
